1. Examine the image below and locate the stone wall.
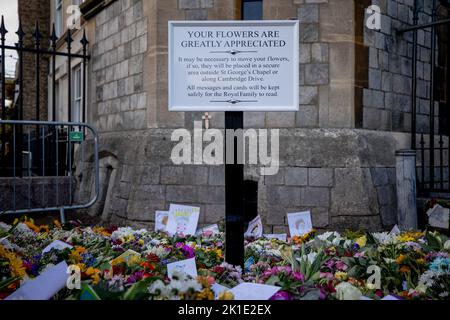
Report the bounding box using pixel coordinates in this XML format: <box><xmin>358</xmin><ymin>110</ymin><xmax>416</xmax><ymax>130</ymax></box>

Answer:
<box><xmin>362</xmin><ymin>0</ymin><xmax>435</xmax><ymax>133</ymax></box>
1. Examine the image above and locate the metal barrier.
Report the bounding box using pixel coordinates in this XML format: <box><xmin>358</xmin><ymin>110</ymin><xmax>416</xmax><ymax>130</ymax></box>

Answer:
<box><xmin>0</xmin><ymin>120</ymin><xmax>99</xmax><ymax>223</ymax></box>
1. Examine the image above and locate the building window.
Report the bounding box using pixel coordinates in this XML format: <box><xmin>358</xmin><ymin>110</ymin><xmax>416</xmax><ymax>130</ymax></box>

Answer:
<box><xmin>242</xmin><ymin>0</ymin><xmax>263</xmax><ymax>20</ymax></box>
<box><xmin>72</xmin><ymin>65</ymin><xmax>82</xmax><ymax>123</ymax></box>
<box><xmin>55</xmin><ymin>0</ymin><xmax>63</xmax><ymax>37</ymax></box>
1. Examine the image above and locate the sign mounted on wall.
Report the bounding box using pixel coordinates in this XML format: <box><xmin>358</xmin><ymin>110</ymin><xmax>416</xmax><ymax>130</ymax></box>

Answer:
<box><xmin>168</xmin><ymin>20</ymin><xmax>299</xmax><ymax>112</ymax></box>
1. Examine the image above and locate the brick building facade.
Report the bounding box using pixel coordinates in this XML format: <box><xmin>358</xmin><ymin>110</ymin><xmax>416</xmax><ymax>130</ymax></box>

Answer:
<box><xmin>17</xmin><ymin>0</ymin><xmax>50</xmax><ymax>121</ymax></box>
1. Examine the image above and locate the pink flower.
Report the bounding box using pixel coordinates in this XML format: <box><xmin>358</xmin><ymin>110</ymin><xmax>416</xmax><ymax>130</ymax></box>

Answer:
<box><xmin>293</xmin><ymin>272</ymin><xmax>305</xmax><ymax>282</ymax></box>
<box><xmin>320</xmin><ymin>272</ymin><xmax>334</xmax><ymax>280</ymax></box>
<box><xmin>335</xmin><ymin>260</ymin><xmax>348</xmax><ymax>271</ymax></box>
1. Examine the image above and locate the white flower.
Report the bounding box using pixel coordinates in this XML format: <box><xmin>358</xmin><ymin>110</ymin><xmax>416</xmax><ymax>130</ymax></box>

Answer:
<box><xmin>372</xmin><ymin>232</ymin><xmax>397</xmax><ymax>245</ymax></box>
<box><xmin>444</xmin><ymin>240</ymin><xmax>450</xmax><ymax>251</ymax></box>
<box><xmin>297</xmin><ymin>251</ymin><xmax>317</xmax><ymax>264</ymax></box>
<box><xmin>148</xmin><ymin>280</ymin><xmax>170</xmax><ymax>297</ymax></box>
<box><xmin>335</xmin><ymin>282</ymin><xmax>362</xmax><ymax>300</ymax></box>
<box><xmin>0</xmin><ymin>222</ymin><xmax>11</xmax><ymax>232</ymax></box>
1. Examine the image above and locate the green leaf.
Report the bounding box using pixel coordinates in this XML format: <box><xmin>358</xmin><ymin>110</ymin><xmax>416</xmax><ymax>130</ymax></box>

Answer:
<box><xmin>123</xmin><ymin>277</ymin><xmax>157</xmax><ymax>300</ymax></box>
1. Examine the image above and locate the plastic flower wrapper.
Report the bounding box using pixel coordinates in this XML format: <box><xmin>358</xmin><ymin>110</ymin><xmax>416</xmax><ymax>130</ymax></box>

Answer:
<box><xmin>335</xmin><ymin>282</ymin><xmax>363</xmax><ymax>300</ymax></box>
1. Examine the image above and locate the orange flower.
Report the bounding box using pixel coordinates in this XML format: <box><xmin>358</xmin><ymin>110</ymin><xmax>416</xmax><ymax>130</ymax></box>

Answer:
<box><xmin>396</xmin><ymin>254</ymin><xmax>406</xmax><ymax>265</ymax></box>
<box><xmin>400</xmin><ymin>266</ymin><xmax>410</xmax><ymax>273</ymax></box>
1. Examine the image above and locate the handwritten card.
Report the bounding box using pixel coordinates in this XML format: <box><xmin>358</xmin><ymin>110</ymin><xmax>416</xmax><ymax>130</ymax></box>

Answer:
<box><xmin>110</xmin><ymin>249</ymin><xmax>141</xmax><ymax>266</ymax></box>
<box><xmin>42</xmin><ymin>240</ymin><xmax>73</xmax><ymax>254</ymax></box>
<box><xmin>6</xmin><ymin>261</ymin><xmax>69</xmax><ymax>300</ymax></box>
<box><xmin>167</xmin><ymin>258</ymin><xmax>198</xmax><ymax>280</ymax></box>
<box><xmin>264</xmin><ymin>234</ymin><xmax>287</xmax><ymax>242</ymax></box>
<box><xmin>287</xmin><ymin>211</ymin><xmax>312</xmax><ymax>237</ymax></box>
<box><xmin>166</xmin><ymin>204</ymin><xmax>200</xmax><ymax>236</ymax></box>
<box><xmin>244</xmin><ymin>215</ymin><xmax>263</xmax><ymax>238</ymax></box>
<box><xmin>229</xmin><ymin>283</ymin><xmax>281</xmax><ymax>300</ymax></box>
<box><xmin>155</xmin><ymin>210</ymin><xmax>169</xmax><ymax>232</ymax></box>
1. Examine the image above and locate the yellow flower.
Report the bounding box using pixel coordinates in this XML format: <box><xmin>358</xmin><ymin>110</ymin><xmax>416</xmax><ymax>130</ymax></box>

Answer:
<box><xmin>110</xmin><ymin>257</ymin><xmax>125</xmax><ymax>266</ymax></box>
<box><xmin>416</xmin><ymin>258</ymin><xmax>426</xmax><ymax>265</ymax></box>
<box><xmin>69</xmin><ymin>246</ymin><xmax>87</xmax><ymax>264</ymax></box>
<box><xmin>138</xmin><ymin>239</ymin><xmax>145</xmax><ymax>246</ymax></box>
<box><xmin>335</xmin><ymin>271</ymin><xmax>348</xmax><ymax>281</ymax></box>
<box><xmin>196</xmin><ymin>288</ymin><xmax>214</xmax><ymax>300</ymax></box>
<box><xmin>218</xmin><ymin>291</ymin><xmax>234</xmax><ymax>300</ymax></box>
<box><xmin>396</xmin><ymin>231</ymin><xmax>424</xmax><ymax>243</ymax></box>
<box><xmin>53</xmin><ymin>220</ymin><xmax>62</xmax><ymax>229</ymax></box>
<box><xmin>85</xmin><ymin>267</ymin><xmax>101</xmax><ymax>284</ymax></box>
<box><xmin>355</xmin><ymin>236</ymin><xmax>367</xmax><ymax>248</ymax></box>
<box><xmin>0</xmin><ymin>245</ymin><xmax>26</xmax><ymax>278</ymax></box>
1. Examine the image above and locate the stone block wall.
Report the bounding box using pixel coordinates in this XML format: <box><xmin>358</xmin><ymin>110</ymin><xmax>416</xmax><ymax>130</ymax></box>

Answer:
<box><xmin>362</xmin><ymin>0</ymin><xmax>436</xmax><ymax>133</ymax></box>
<box><xmin>92</xmin><ymin>0</ymin><xmax>148</xmax><ymax>132</ymax></box>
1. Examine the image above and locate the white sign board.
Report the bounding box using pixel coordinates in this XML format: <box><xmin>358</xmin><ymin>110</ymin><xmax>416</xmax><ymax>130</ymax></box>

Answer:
<box><xmin>169</xmin><ymin>20</ymin><xmax>299</xmax><ymax>111</ymax></box>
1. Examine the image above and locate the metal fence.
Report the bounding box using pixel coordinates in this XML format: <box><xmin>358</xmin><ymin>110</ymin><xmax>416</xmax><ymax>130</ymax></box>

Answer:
<box><xmin>399</xmin><ymin>0</ymin><xmax>450</xmax><ymax>197</ymax></box>
<box><xmin>0</xmin><ymin>15</ymin><xmax>98</xmax><ymax>221</ymax></box>
<box><xmin>0</xmin><ymin>120</ymin><xmax>99</xmax><ymax>223</ymax></box>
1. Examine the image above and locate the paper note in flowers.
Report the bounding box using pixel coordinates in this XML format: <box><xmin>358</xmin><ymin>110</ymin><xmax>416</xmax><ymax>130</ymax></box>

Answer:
<box><xmin>264</xmin><ymin>234</ymin><xmax>287</xmax><ymax>242</ymax></box>
<box><xmin>211</xmin><ymin>283</ymin><xmax>229</xmax><ymax>299</ymax></box>
<box><xmin>80</xmin><ymin>284</ymin><xmax>101</xmax><ymax>300</ymax></box>
<box><xmin>42</xmin><ymin>240</ymin><xmax>73</xmax><ymax>254</ymax></box>
<box><xmin>287</xmin><ymin>211</ymin><xmax>312</xmax><ymax>237</ymax></box>
<box><xmin>166</xmin><ymin>204</ymin><xmax>200</xmax><ymax>236</ymax></box>
<box><xmin>110</xmin><ymin>249</ymin><xmax>141</xmax><ymax>265</ymax></box>
<box><xmin>381</xmin><ymin>295</ymin><xmax>401</xmax><ymax>300</ymax></box>
<box><xmin>244</xmin><ymin>215</ymin><xmax>263</xmax><ymax>238</ymax></box>
<box><xmin>155</xmin><ymin>210</ymin><xmax>169</xmax><ymax>232</ymax></box>
<box><xmin>389</xmin><ymin>224</ymin><xmax>401</xmax><ymax>235</ymax></box>
<box><xmin>6</xmin><ymin>261</ymin><xmax>69</xmax><ymax>300</ymax></box>
<box><xmin>196</xmin><ymin>224</ymin><xmax>220</xmax><ymax>237</ymax></box>
<box><xmin>426</xmin><ymin>204</ymin><xmax>450</xmax><ymax>230</ymax></box>
<box><xmin>167</xmin><ymin>257</ymin><xmax>198</xmax><ymax>280</ymax></box>
<box><xmin>229</xmin><ymin>283</ymin><xmax>281</xmax><ymax>300</ymax></box>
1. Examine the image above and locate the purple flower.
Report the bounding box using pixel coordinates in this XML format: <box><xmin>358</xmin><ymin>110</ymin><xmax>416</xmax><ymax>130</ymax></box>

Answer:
<box><xmin>270</xmin><ymin>291</ymin><xmax>292</xmax><ymax>300</ymax></box>
<box><xmin>293</xmin><ymin>272</ymin><xmax>304</xmax><ymax>282</ymax></box>
<box><xmin>127</xmin><ymin>270</ymin><xmax>144</xmax><ymax>284</ymax></box>
<box><xmin>175</xmin><ymin>242</ymin><xmax>195</xmax><ymax>258</ymax></box>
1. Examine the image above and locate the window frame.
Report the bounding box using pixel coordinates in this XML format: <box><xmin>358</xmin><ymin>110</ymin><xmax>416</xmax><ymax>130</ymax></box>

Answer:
<box><xmin>55</xmin><ymin>0</ymin><xmax>63</xmax><ymax>37</ymax></box>
<box><xmin>72</xmin><ymin>64</ymin><xmax>83</xmax><ymax>123</ymax></box>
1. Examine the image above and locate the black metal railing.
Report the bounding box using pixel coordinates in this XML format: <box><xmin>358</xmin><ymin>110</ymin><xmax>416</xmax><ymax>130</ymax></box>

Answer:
<box><xmin>399</xmin><ymin>0</ymin><xmax>450</xmax><ymax>196</ymax></box>
<box><xmin>0</xmin><ymin>15</ymin><xmax>90</xmax><ymax>178</ymax></box>
<box><xmin>0</xmin><ymin>120</ymin><xmax>100</xmax><ymax>223</ymax></box>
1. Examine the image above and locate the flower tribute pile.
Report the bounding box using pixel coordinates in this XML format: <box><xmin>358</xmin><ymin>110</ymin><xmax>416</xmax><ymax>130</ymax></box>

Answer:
<box><xmin>1</xmin><ymin>218</ymin><xmax>449</xmax><ymax>300</ymax></box>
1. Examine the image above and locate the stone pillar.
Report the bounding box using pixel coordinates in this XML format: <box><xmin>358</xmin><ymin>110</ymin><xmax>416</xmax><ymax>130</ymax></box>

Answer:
<box><xmin>395</xmin><ymin>149</ymin><xmax>418</xmax><ymax>230</ymax></box>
